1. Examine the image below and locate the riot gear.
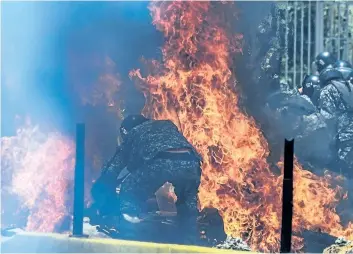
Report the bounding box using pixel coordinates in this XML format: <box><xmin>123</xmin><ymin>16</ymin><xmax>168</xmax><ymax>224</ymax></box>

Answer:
<box><xmin>333</xmin><ymin>60</ymin><xmax>352</xmax><ymax>69</ymax></box>
<box><xmin>331</xmin><ymin>80</ymin><xmax>353</xmax><ymax>108</ymax></box>
<box><xmin>92</xmin><ymin>116</ymin><xmax>203</xmax><ymax>244</ymax></box>
<box><xmin>120</xmin><ymin>114</ymin><xmax>149</xmax><ymax>140</ymax></box>
<box><xmin>301</xmin><ymin>74</ymin><xmax>320</xmax><ymax>98</ymax></box>
<box><xmin>319</xmin><ymin>67</ymin><xmax>344</xmax><ymax>88</ymax></box>
<box><xmin>312</xmin><ymin>52</ymin><xmax>337</xmax><ymax>74</ymax></box>
<box><xmin>336</xmin><ymin>67</ymin><xmax>353</xmax><ymax>80</ymax></box>
<box><xmin>316</xmin><ymin>71</ymin><xmax>353</xmax><ymax>173</ymax></box>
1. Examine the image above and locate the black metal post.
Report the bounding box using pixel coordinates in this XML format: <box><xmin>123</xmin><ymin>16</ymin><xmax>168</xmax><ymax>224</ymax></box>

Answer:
<box><xmin>72</xmin><ymin>123</ymin><xmax>86</xmax><ymax>237</ymax></box>
<box><xmin>280</xmin><ymin>139</ymin><xmax>294</xmax><ymax>253</ymax></box>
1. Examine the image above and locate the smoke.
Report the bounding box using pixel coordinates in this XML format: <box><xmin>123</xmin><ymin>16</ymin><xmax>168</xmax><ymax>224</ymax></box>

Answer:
<box><xmin>2</xmin><ymin>3</ymin><xmax>162</xmax><ymax>164</ymax></box>
<box><xmin>1</xmin><ymin>2</ymin><xmax>160</xmax><ymax>229</ymax></box>
<box><xmin>1</xmin><ymin>0</ymin><xmax>278</xmax><ymax>231</ymax></box>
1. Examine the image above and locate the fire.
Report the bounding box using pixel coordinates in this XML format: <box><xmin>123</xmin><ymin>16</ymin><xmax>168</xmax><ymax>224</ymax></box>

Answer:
<box><xmin>1</xmin><ymin>119</ymin><xmax>75</xmax><ymax>232</ymax></box>
<box><xmin>130</xmin><ymin>1</ymin><xmax>353</xmax><ymax>251</ymax></box>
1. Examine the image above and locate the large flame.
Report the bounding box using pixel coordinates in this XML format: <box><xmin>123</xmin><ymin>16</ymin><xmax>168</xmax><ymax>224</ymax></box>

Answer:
<box><xmin>1</xmin><ymin>118</ymin><xmax>75</xmax><ymax>232</ymax></box>
<box><xmin>130</xmin><ymin>1</ymin><xmax>353</xmax><ymax>251</ymax></box>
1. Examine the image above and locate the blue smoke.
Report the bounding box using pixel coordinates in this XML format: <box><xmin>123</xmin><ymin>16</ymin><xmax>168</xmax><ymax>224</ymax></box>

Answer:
<box><xmin>1</xmin><ymin>2</ymin><xmax>161</xmax><ymax>136</ymax></box>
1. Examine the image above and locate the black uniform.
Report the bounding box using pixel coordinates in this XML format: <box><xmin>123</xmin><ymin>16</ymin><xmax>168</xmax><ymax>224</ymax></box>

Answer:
<box><xmin>119</xmin><ymin>119</ymin><xmax>201</xmax><ymax>206</ymax></box>
<box><xmin>91</xmin><ymin>115</ymin><xmax>202</xmax><ymax>243</ymax></box>
<box><xmin>317</xmin><ymin>68</ymin><xmax>353</xmax><ymax>174</ymax></box>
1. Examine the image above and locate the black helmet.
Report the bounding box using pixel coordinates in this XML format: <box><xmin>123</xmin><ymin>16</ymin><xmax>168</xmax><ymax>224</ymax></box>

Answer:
<box><xmin>336</xmin><ymin>67</ymin><xmax>353</xmax><ymax>80</ymax></box>
<box><xmin>333</xmin><ymin>60</ymin><xmax>352</xmax><ymax>69</ymax></box>
<box><xmin>319</xmin><ymin>67</ymin><xmax>344</xmax><ymax>88</ymax></box>
<box><xmin>313</xmin><ymin>52</ymin><xmax>337</xmax><ymax>74</ymax></box>
<box><xmin>301</xmin><ymin>74</ymin><xmax>319</xmax><ymax>98</ymax></box>
<box><xmin>120</xmin><ymin>114</ymin><xmax>149</xmax><ymax>140</ymax></box>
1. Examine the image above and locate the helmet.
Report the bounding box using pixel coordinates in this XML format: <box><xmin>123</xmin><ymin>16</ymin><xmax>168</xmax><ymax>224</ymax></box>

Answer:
<box><xmin>319</xmin><ymin>67</ymin><xmax>344</xmax><ymax>87</ymax></box>
<box><xmin>312</xmin><ymin>52</ymin><xmax>337</xmax><ymax>74</ymax></box>
<box><xmin>120</xmin><ymin>114</ymin><xmax>149</xmax><ymax>140</ymax></box>
<box><xmin>335</xmin><ymin>66</ymin><xmax>353</xmax><ymax>80</ymax></box>
<box><xmin>333</xmin><ymin>60</ymin><xmax>352</xmax><ymax>69</ymax></box>
<box><xmin>301</xmin><ymin>74</ymin><xmax>319</xmax><ymax>98</ymax></box>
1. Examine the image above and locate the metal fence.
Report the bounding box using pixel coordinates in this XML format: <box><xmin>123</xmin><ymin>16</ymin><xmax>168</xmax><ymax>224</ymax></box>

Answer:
<box><xmin>281</xmin><ymin>0</ymin><xmax>353</xmax><ymax>89</ymax></box>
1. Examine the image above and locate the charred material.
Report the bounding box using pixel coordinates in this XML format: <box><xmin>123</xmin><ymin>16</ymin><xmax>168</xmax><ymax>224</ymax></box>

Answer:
<box><xmin>215</xmin><ymin>236</ymin><xmax>251</xmax><ymax>251</ymax></box>
<box><xmin>324</xmin><ymin>237</ymin><xmax>353</xmax><ymax>254</ymax></box>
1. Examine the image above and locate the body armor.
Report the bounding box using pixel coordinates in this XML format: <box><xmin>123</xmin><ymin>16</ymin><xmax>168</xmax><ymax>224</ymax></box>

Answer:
<box><xmin>318</xmin><ymin>78</ymin><xmax>353</xmax><ymax>174</ymax></box>
<box><xmin>331</xmin><ymin>80</ymin><xmax>353</xmax><ymax>110</ymax></box>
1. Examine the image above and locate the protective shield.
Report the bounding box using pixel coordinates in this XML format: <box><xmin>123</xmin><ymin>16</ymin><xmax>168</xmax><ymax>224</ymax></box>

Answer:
<box><xmin>281</xmin><ymin>95</ymin><xmax>317</xmax><ymax>115</ymax></box>
<box><xmin>266</xmin><ymin>90</ymin><xmax>296</xmax><ymax>110</ymax></box>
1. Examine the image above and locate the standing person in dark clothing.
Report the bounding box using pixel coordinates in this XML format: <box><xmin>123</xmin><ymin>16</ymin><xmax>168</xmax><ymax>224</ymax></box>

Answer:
<box><xmin>90</xmin><ymin>114</ymin><xmax>203</xmax><ymax>244</ymax></box>
<box><xmin>316</xmin><ymin>67</ymin><xmax>353</xmax><ymax>175</ymax></box>
<box><xmin>311</xmin><ymin>51</ymin><xmax>337</xmax><ymax>75</ymax></box>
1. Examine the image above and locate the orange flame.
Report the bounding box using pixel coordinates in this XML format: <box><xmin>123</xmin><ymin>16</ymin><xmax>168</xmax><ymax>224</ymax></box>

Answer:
<box><xmin>1</xmin><ymin>119</ymin><xmax>75</xmax><ymax>232</ymax></box>
<box><xmin>130</xmin><ymin>1</ymin><xmax>353</xmax><ymax>251</ymax></box>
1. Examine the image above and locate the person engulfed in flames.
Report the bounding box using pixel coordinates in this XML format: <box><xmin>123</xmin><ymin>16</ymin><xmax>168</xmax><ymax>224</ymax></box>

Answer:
<box><xmin>89</xmin><ymin>114</ymin><xmax>226</xmax><ymax>245</ymax></box>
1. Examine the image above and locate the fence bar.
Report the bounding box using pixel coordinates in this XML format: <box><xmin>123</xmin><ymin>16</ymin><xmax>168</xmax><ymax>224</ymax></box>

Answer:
<box><xmin>285</xmin><ymin>1</ymin><xmax>289</xmax><ymax>82</ymax></box>
<box><xmin>315</xmin><ymin>0</ymin><xmax>324</xmax><ymax>55</ymax></box>
<box><xmin>308</xmin><ymin>1</ymin><xmax>312</xmax><ymax>75</ymax></box>
<box><xmin>344</xmin><ymin>2</ymin><xmax>349</xmax><ymax>60</ymax></box>
<box><xmin>300</xmin><ymin>1</ymin><xmax>304</xmax><ymax>85</ymax></box>
<box><xmin>293</xmin><ymin>1</ymin><xmax>297</xmax><ymax>88</ymax></box>
<box><xmin>330</xmin><ymin>3</ymin><xmax>335</xmax><ymax>52</ymax></box>
<box><xmin>72</xmin><ymin>123</ymin><xmax>86</xmax><ymax>237</ymax></box>
<box><xmin>338</xmin><ymin>3</ymin><xmax>341</xmax><ymax>59</ymax></box>
<box><xmin>280</xmin><ymin>139</ymin><xmax>294</xmax><ymax>253</ymax></box>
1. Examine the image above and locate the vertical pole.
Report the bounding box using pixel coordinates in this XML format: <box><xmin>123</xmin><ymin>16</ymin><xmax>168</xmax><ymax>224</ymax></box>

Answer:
<box><xmin>308</xmin><ymin>0</ymin><xmax>311</xmax><ymax>74</ymax></box>
<box><xmin>293</xmin><ymin>1</ymin><xmax>297</xmax><ymax>89</ymax></box>
<box><xmin>72</xmin><ymin>123</ymin><xmax>86</xmax><ymax>237</ymax></box>
<box><xmin>300</xmin><ymin>2</ymin><xmax>304</xmax><ymax>85</ymax></box>
<box><xmin>280</xmin><ymin>139</ymin><xmax>294</xmax><ymax>253</ymax></box>
<box><xmin>285</xmin><ymin>1</ymin><xmax>289</xmax><ymax>82</ymax></box>
<box><xmin>315</xmin><ymin>0</ymin><xmax>324</xmax><ymax>56</ymax></box>
<box><xmin>344</xmin><ymin>2</ymin><xmax>349</xmax><ymax>60</ymax></box>
<box><xmin>338</xmin><ymin>3</ymin><xmax>341</xmax><ymax>59</ymax></box>
<box><xmin>329</xmin><ymin>2</ymin><xmax>335</xmax><ymax>53</ymax></box>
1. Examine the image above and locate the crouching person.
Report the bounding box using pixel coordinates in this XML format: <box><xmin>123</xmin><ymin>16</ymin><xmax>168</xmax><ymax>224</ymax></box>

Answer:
<box><xmin>90</xmin><ymin>114</ymin><xmax>203</xmax><ymax>244</ymax></box>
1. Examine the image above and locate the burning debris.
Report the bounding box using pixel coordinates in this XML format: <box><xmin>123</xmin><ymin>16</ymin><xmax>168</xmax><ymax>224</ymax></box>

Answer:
<box><xmin>324</xmin><ymin>237</ymin><xmax>353</xmax><ymax>254</ymax></box>
<box><xmin>215</xmin><ymin>236</ymin><xmax>252</xmax><ymax>251</ymax></box>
